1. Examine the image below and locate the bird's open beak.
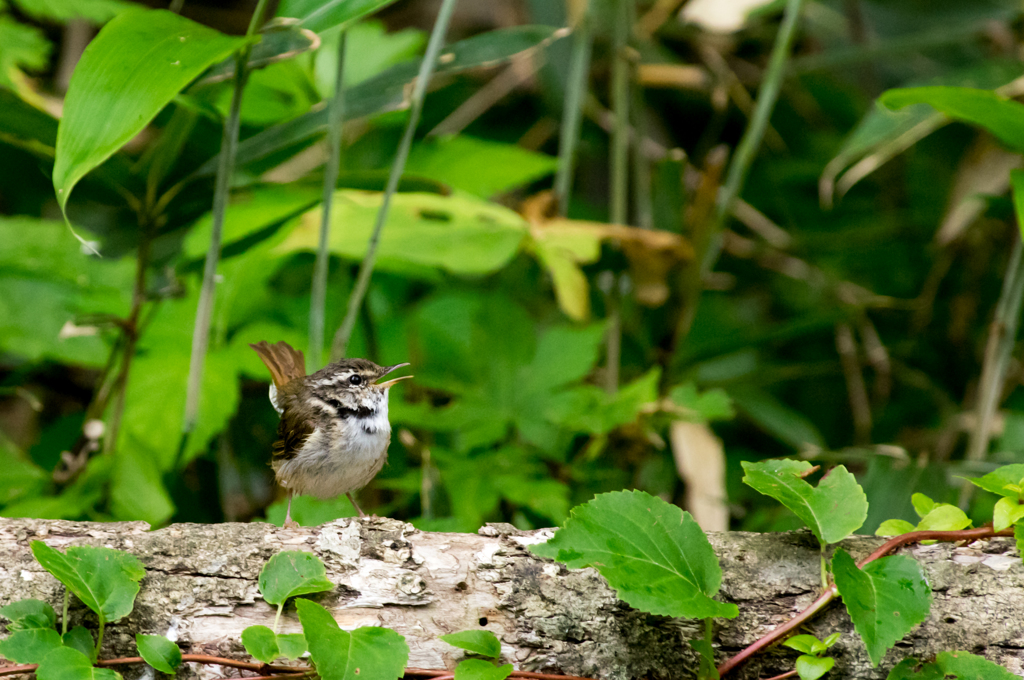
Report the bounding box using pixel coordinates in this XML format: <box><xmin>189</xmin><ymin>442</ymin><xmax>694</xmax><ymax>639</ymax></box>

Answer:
<box><xmin>376</xmin><ymin>362</ymin><xmax>412</xmax><ymax>389</ymax></box>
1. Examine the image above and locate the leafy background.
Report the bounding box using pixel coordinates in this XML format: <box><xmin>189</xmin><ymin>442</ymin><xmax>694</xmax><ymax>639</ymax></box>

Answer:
<box><xmin>2</xmin><ymin>0</ymin><xmax>1024</xmax><ymax>535</ymax></box>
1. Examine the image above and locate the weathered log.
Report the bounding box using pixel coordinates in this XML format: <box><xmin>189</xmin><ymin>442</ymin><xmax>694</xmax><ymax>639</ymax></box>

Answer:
<box><xmin>0</xmin><ymin>518</ymin><xmax>1021</xmax><ymax>680</ymax></box>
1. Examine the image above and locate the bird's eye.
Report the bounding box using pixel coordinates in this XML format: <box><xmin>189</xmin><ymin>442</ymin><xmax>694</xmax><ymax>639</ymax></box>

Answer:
<box><xmin>349</xmin><ymin>374</ymin><xmax>363</xmax><ymax>385</ymax></box>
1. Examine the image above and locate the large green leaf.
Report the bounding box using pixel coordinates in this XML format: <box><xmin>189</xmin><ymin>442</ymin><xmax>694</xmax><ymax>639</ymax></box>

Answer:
<box><xmin>885</xmin><ymin>652</ymin><xmax>1016</xmax><ymax>680</ymax></box>
<box><xmin>741</xmin><ymin>459</ymin><xmax>868</xmax><ymax>545</ymax></box>
<box><xmin>30</xmin><ymin>542</ymin><xmax>145</xmax><ymax>624</ymax></box>
<box><xmin>53</xmin><ymin>9</ymin><xmax>247</xmax><ymax>214</ymax></box>
<box><xmin>881</xmin><ymin>87</ymin><xmax>1024</xmax><ymax>154</ymax></box>
<box><xmin>531</xmin><ymin>490</ymin><xmax>738</xmax><ymax>619</ymax></box>
<box><xmin>0</xmin><ymin>599</ymin><xmax>56</xmax><ymax>631</ymax></box>
<box><xmin>258</xmin><ymin>551</ymin><xmax>334</xmax><ymax>606</ymax></box>
<box><xmin>405</xmin><ymin>135</ymin><xmax>557</xmax><ymax>198</ymax></box>
<box><xmin>277</xmin><ymin>191</ymin><xmax>527</xmax><ymax>275</ymax></box>
<box><xmin>833</xmin><ymin>550</ymin><xmax>931</xmax><ymax>667</ymax></box>
<box><xmin>36</xmin><ymin>647</ymin><xmax>122</xmax><ymax>680</ymax></box>
<box><xmin>440</xmin><ymin>631</ymin><xmax>501</xmax><ymax>658</ymax></box>
<box><xmin>0</xmin><ymin>629</ymin><xmax>63</xmax><ymax>663</ymax></box>
<box><xmin>277</xmin><ymin>0</ymin><xmax>400</xmax><ymax>34</ymax></box>
<box><xmin>964</xmin><ymin>463</ymin><xmax>1024</xmax><ymax>498</ymax></box>
<box><xmin>295</xmin><ymin>600</ymin><xmax>408</xmax><ymax>680</ymax></box>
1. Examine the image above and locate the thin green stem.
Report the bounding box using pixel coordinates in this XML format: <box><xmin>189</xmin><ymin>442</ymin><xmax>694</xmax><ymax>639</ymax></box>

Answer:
<box><xmin>819</xmin><ymin>543</ymin><xmax>827</xmax><ymax>590</ymax></box>
<box><xmin>273</xmin><ymin>603</ymin><xmax>283</xmax><ymax>634</ymax></box>
<box><xmin>709</xmin><ymin>0</ymin><xmax>804</xmax><ymax>269</ymax></box>
<box><xmin>330</xmin><ymin>0</ymin><xmax>459</xmax><ymax>360</ymax></box>
<box><xmin>309</xmin><ymin>31</ymin><xmax>348</xmax><ymax>371</ymax></box>
<box><xmin>553</xmin><ymin>19</ymin><xmax>592</xmax><ymax>216</ymax></box>
<box><xmin>182</xmin><ymin>0</ymin><xmax>269</xmax><ymax>437</ymax></box>
<box><xmin>609</xmin><ymin>0</ymin><xmax>631</xmax><ymax>225</ymax></box>
<box><xmin>95</xmin><ymin>617</ymin><xmax>105</xmax><ymax>657</ymax></box>
<box><xmin>61</xmin><ymin>590</ymin><xmax>69</xmax><ymax>636</ymax></box>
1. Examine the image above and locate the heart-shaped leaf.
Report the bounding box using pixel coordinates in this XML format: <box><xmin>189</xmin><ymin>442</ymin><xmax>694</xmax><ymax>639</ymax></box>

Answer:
<box><xmin>276</xmin><ymin>633</ymin><xmax>307</xmax><ymax>661</ymax></box>
<box><xmin>795</xmin><ymin>655</ymin><xmax>834</xmax><ymax>680</ymax></box>
<box><xmin>530</xmin><ymin>490</ymin><xmax>738</xmax><ymax>620</ymax></box>
<box><xmin>258</xmin><ymin>551</ymin><xmax>334</xmax><ymax>606</ymax></box>
<box><xmin>30</xmin><ymin>542</ymin><xmax>145</xmax><ymax>624</ymax></box>
<box><xmin>440</xmin><ymin>630</ymin><xmax>501</xmax><ymax>658</ymax></box>
<box><xmin>833</xmin><ymin>550</ymin><xmax>932</xmax><ymax>667</ymax></box>
<box><xmin>742</xmin><ymin>460</ymin><xmax>867</xmax><ymax>545</ymax></box>
<box><xmin>242</xmin><ymin>625</ymin><xmax>280</xmax><ymax>665</ymax></box>
<box><xmin>136</xmin><ymin>634</ymin><xmax>182</xmax><ymax>673</ymax></box>
<box><xmin>993</xmin><ymin>496</ymin><xmax>1024</xmax><ymax>532</ymax></box>
<box><xmin>295</xmin><ymin>600</ymin><xmax>408</xmax><ymax>680</ymax></box>
<box><xmin>453</xmin><ymin>660</ymin><xmax>513</xmax><ymax>680</ymax></box>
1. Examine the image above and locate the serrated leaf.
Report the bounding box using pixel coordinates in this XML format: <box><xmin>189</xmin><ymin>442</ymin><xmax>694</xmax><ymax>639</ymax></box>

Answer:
<box><xmin>833</xmin><ymin>550</ymin><xmax>932</xmax><ymax>667</ymax></box>
<box><xmin>875</xmin><ymin>519</ymin><xmax>916</xmax><ymax>537</ymax></box>
<box><xmin>136</xmin><ymin>634</ymin><xmax>181</xmax><ymax>673</ymax></box>
<box><xmin>993</xmin><ymin>497</ymin><xmax>1024</xmax><ymax>532</ymax></box>
<box><xmin>964</xmin><ymin>464</ymin><xmax>1024</xmax><ymax>498</ymax></box>
<box><xmin>62</xmin><ymin>627</ymin><xmax>95</xmax><ymax>663</ymax></box>
<box><xmin>795</xmin><ymin>655</ymin><xmax>834</xmax><ymax>680</ymax></box>
<box><xmin>0</xmin><ymin>628</ymin><xmax>63</xmax><ymax>663</ymax></box>
<box><xmin>741</xmin><ymin>460</ymin><xmax>867</xmax><ymax>545</ymax></box>
<box><xmin>910</xmin><ymin>493</ymin><xmax>935</xmax><ymax>518</ymax></box>
<box><xmin>276</xmin><ymin>633</ymin><xmax>307</xmax><ymax>661</ymax></box>
<box><xmin>53</xmin><ymin>9</ymin><xmax>248</xmax><ymax>215</ymax></box>
<box><xmin>0</xmin><ymin>599</ymin><xmax>56</xmax><ymax>630</ymax></box>
<box><xmin>440</xmin><ymin>630</ymin><xmax>501</xmax><ymax>658</ymax></box>
<box><xmin>242</xmin><ymin>626</ymin><xmax>280</xmax><ymax>665</ymax></box>
<box><xmin>936</xmin><ymin>651</ymin><xmax>1017</xmax><ymax>679</ymax></box>
<box><xmin>258</xmin><ymin>551</ymin><xmax>334</xmax><ymax>606</ymax></box>
<box><xmin>37</xmin><ymin>646</ymin><xmax>122</xmax><ymax>680</ymax></box>
<box><xmin>454</xmin><ymin>660</ymin><xmax>513</xmax><ymax>680</ymax></box>
<box><xmin>881</xmin><ymin>87</ymin><xmax>1024</xmax><ymax>154</ymax></box>
<box><xmin>295</xmin><ymin>600</ymin><xmax>408</xmax><ymax>680</ymax></box>
<box><xmin>30</xmin><ymin>542</ymin><xmax>145</xmax><ymax>624</ymax></box>
<box><xmin>530</xmin><ymin>490</ymin><xmax>738</xmax><ymax>619</ymax></box>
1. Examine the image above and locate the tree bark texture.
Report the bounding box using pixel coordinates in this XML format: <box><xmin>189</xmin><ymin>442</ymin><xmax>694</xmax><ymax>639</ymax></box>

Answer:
<box><xmin>0</xmin><ymin>517</ymin><xmax>1021</xmax><ymax>679</ymax></box>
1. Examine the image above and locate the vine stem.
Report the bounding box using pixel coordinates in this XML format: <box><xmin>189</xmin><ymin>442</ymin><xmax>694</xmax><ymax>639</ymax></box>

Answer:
<box><xmin>273</xmin><ymin>602</ymin><xmax>283</xmax><ymax>634</ymax></box>
<box><xmin>716</xmin><ymin>525</ymin><xmax>1014</xmax><ymax>677</ymax></box>
<box><xmin>330</xmin><ymin>0</ymin><xmax>459</xmax><ymax>360</ymax></box>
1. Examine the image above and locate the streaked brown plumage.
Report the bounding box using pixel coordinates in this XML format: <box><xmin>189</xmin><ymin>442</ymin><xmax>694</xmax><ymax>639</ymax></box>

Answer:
<box><xmin>250</xmin><ymin>341</ymin><xmax>411</xmax><ymax>524</ymax></box>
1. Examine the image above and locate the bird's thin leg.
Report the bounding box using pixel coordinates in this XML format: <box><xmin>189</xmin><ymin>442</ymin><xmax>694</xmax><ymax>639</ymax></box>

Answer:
<box><xmin>284</xmin><ymin>492</ymin><xmax>296</xmax><ymax>527</ymax></box>
<box><xmin>347</xmin><ymin>493</ymin><xmax>367</xmax><ymax>518</ymax></box>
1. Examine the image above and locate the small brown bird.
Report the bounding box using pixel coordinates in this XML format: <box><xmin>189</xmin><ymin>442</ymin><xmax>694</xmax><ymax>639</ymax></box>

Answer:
<box><xmin>250</xmin><ymin>341</ymin><xmax>412</xmax><ymax>525</ymax></box>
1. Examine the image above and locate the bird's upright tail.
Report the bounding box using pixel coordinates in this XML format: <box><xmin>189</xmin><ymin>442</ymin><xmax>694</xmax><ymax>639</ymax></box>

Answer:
<box><xmin>250</xmin><ymin>341</ymin><xmax>306</xmax><ymax>388</ymax></box>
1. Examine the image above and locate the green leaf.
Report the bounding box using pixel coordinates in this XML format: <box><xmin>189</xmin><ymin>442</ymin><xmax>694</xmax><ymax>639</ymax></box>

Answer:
<box><xmin>13</xmin><ymin>0</ymin><xmax>135</xmax><ymax>22</ymax></box>
<box><xmin>832</xmin><ymin>550</ymin><xmax>932</xmax><ymax>667</ymax></box>
<box><xmin>0</xmin><ymin>15</ymin><xmax>50</xmax><ymax>91</ymax></box>
<box><xmin>278</xmin><ymin>191</ymin><xmax>527</xmax><ymax>276</ymax></box>
<box><xmin>935</xmin><ymin>651</ymin><xmax>1017</xmax><ymax>679</ymax></box>
<box><xmin>53</xmin><ymin>9</ymin><xmax>247</xmax><ymax>214</ymax></box>
<box><xmin>795</xmin><ymin>655</ymin><xmax>834</xmax><ymax>680</ymax></box>
<box><xmin>875</xmin><ymin>519</ymin><xmax>916</xmax><ymax>537</ymax></box>
<box><xmin>885</xmin><ymin>658</ymin><xmax>944</xmax><ymax>680</ymax></box>
<box><xmin>296</xmin><ymin>600</ymin><xmax>408</xmax><ymax>680</ymax></box>
<box><xmin>258</xmin><ymin>551</ymin><xmax>334</xmax><ymax>606</ymax></box>
<box><xmin>453</xmin><ymin>660</ymin><xmax>513</xmax><ymax>680</ymax></box>
<box><xmin>0</xmin><ymin>599</ymin><xmax>56</xmax><ymax>630</ymax></box>
<box><xmin>277</xmin><ymin>0</ymin><xmax>401</xmax><ymax>34</ymax></box>
<box><xmin>530</xmin><ymin>490</ymin><xmax>738</xmax><ymax>619</ymax></box>
<box><xmin>880</xmin><ymin>87</ymin><xmax>1024</xmax><ymax>154</ymax></box>
<box><xmin>405</xmin><ymin>135</ymin><xmax>557</xmax><ymax>198</ymax></box>
<box><xmin>668</xmin><ymin>383</ymin><xmax>735</xmax><ymax>423</ymax></box>
<box><xmin>136</xmin><ymin>634</ymin><xmax>181</xmax><ymax>674</ymax></box>
<box><xmin>440</xmin><ymin>631</ymin><xmax>501</xmax><ymax>658</ymax></box>
<box><xmin>782</xmin><ymin>635</ymin><xmax>820</xmax><ymax>655</ymax></box>
<box><xmin>62</xmin><ymin>628</ymin><xmax>95</xmax><ymax>663</ymax></box>
<box><xmin>741</xmin><ymin>460</ymin><xmax>868</xmax><ymax>545</ymax></box>
<box><xmin>910</xmin><ymin>493</ymin><xmax>935</xmax><ymax>518</ymax></box>
<box><xmin>915</xmin><ymin>505</ymin><xmax>971</xmax><ymax>532</ymax></box>
<box><xmin>241</xmin><ymin>626</ymin><xmax>280</xmax><ymax>665</ymax></box>
<box><xmin>30</xmin><ymin>542</ymin><xmax>145</xmax><ymax>624</ymax></box>
<box><xmin>993</xmin><ymin>496</ymin><xmax>1024</xmax><ymax>532</ymax></box>
<box><xmin>36</xmin><ymin>646</ymin><xmax>122</xmax><ymax>680</ymax></box>
<box><xmin>0</xmin><ymin>629</ymin><xmax>63</xmax><ymax>663</ymax></box>
<box><xmin>275</xmin><ymin>633</ymin><xmax>307</xmax><ymax>661</ymax></box>
<box><xmin>965</xmin><ymin>464</ymin><xmax>1024</xmax><ymax>498</ymax></box>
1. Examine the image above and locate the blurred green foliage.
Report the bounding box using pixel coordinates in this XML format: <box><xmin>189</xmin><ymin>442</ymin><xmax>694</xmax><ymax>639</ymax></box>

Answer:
<box><xmin>3</xmin><ymin>0</ymin><xmax>1024</xmax><ymax>535</ymax></box>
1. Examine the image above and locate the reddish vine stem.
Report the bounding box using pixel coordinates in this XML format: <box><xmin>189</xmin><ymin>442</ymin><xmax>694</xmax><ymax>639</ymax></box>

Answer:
<box><xmin>761</xmin><ymin>671</ymin><xmax>797</xmax><ymax>680</ymax></box>
<box><xmin>717</xmin><ymin>525</ymin><xmax>1014</xmax><ymax>677</ymax></box>
<box><xmin>405</xmin><ymin>670</ymin><xmax>597</xmax><ymax>680</ymax></box>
